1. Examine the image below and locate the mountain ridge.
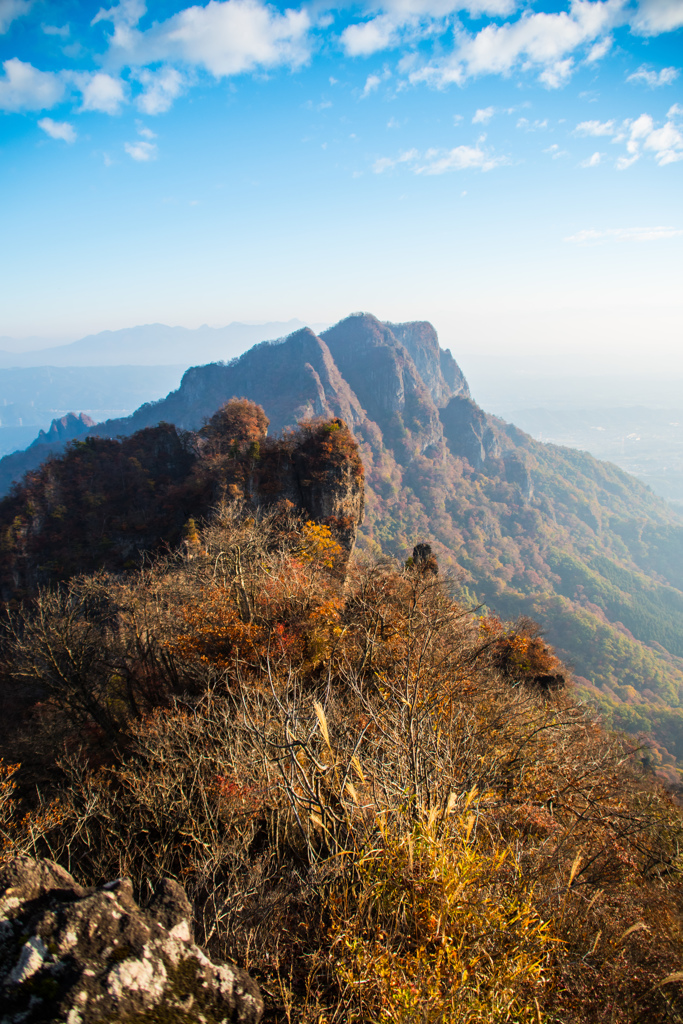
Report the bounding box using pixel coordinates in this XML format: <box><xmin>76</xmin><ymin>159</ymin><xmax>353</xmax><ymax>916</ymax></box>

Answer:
<box><xmin>2</xmin><ymin>311</ymin><xmax>683</xmax><ymax>776</ymax></box>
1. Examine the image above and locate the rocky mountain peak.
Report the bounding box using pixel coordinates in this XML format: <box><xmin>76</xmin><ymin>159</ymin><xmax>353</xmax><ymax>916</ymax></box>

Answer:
<box><xmin>321</xmin><ymin>313</ymin><xmax>443</xmax><ymax>456</ymax></box>
<box><xmin>30</xmin><ymin>412</ymin><xmax>95</xmax><ymax>449</ymax></box>
<box><xmin>385</xmin><ymin>320</ymin><xmax>470</xmax><ymax>407</ymax></box>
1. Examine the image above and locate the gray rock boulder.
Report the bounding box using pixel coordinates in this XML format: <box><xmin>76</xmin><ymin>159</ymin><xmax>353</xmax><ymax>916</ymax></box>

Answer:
<box><xmin>0</xmin><ymin>855</ymin><xmax>263</xmax><ymax>1024</ymax></box>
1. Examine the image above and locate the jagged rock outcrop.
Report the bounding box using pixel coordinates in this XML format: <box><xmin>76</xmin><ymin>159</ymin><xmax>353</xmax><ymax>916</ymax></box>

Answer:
<box><xmin>440</xmin><ymin>396</ymin><xmax>501</xmax><ymax>470</ymax></box>
<box><xmin>30</xmin><ymin>413</ymin><xmax>95</xmax><ymax>449</ymax></box>
<box><xmin>385</xmin><ymin>320</ymin><xmax>469</xmax><ymax>408</ymax></box>
<box><xmin>321</xmin><ymin>314</ymin><xmax>443</xmax><ymax>456</ymax></box>
<box><xmin>0</xmin><ymin>855</ymin><xmax>263</xmax><ymax>1024</ymax></box>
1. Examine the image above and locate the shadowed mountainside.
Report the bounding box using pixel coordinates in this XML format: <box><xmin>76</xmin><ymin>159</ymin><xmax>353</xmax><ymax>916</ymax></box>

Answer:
<box><xmin>0</xmin><ymin>402</ymin><xmax>363</xmax><ymax>599</ymax></box>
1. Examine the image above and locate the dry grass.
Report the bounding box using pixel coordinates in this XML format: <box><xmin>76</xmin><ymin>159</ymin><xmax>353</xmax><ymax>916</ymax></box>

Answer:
<box><xmin>1</xmin><ymin>503</ymin><xmax>683</xmax><ymax>1023</ymax></box>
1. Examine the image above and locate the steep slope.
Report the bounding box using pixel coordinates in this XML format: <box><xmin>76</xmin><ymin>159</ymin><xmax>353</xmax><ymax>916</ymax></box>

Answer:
<box><xmin>1</xmin><ymin>312</ymin><xmax>683</xmax><ymax>771</ymax></box>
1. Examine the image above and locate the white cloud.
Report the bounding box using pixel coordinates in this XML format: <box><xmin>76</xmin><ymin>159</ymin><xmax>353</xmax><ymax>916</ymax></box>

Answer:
<box><xmin>373</xmin><ymin>133</ymin><xmax>508</xmax><ymax>174</ymax></box>
<box><xmin>565</xmin><ymin>226</ymin><xmax>683</xmax><ymax>242</ymax></box>
<box><xmin>341</xmin><ymin>0</ymin><xmax>516</xmax><ymax>58</ymax></box>
<box><xmin>100</xmin><ymin>0</ymin><xmax>311</xmax><ymax>78</ymax></box>
<box><xmin>517</xmin><ymin>116</ymin><xmax>548</xmax><ymax>130</ymax></box>
<box><xmin>136</xmin><ymin>122</ymin><xmax>156</xmax><ymax>138</ymax></box>
<box><xmin>373</xmin><ymin>147</ymin><xmax>419</xmax><ymax>172</ymax></box>
<box><xmin>415</xmin><ymin>141</ymin><xmax>509</xmax><ymax>172</ymax></box>
<box><xmin>92</xmin><ymin>0</ymin><xmax>147</xmax><ymax>49</ymax></box>
<box><xmin>538</xmin><ymin>57</ymin><xmax>574</xmax><ymax>88</ymax></box>
<box><xmin>408</xmin><ymin>0</ymin><xmax>625</xmax><ymax>89</ymax></box>
<box><xmin>630</xmin><ymin>0</ymin><xmax>683</xmax><ymax>34</ymax></box>
<box><xmin>0</xmin><ymin>58</ymin><xmax>65</xmax><ymax>112</ymax></box>
<box><xmin>0</xmin><ymin>0</ymin><xmax>31</xmax><ymax>34</ymax></box>
<box><xmin>42</xmin><ymin>23</ymin><xmax>70</xmax><ymax>38</ymax></box>
<box><xmin>472</xmin><ymin>105</ymin><xmax>494</xmax><ymax>123</ymax></box>
<box><xmin>626</xmin><ymin>65</ymin><xmax>679</xmax><ymax>86</ymax></box>
<box><xmin>585</xmin><ymin>35</ymin><xmax>612</xmax><ymax>61</ymax></box>
<box><xmin>342</xmin><ymin>15</ymin><xmax>404</xmax><ymax>57</ymax></box>
<box><xmin>72</xmin><ymin>71</ymin><xmax>126</xmax><ymax>114</ymax></box>
<box><xmin>611</xmin><ymin>109</ymin><xmax>683</xmax><ymax>166</ymax></box>
<box><xmin>135</xmin><ymin>66</ymin><xmax>184</xmax><ymax>114</ymax></box>
<box><xmin>574</xmin><ymin>118</ymin><xmax>616</xmax><ymax>135</ymax></box>
<box><xmin>643</xmin><ymin>119</ymin><xmax>683</xmax><ymax>163</ymax></box>
<box><xmin>544</xmin><ymin>142</ymin><xmax>568</xmax><ymax>157</ymax></box>
<box><xmin>124</xmin><ymin>139</ymin><xmax>157</xmax><ymax>160</ymax></box>
<box><xmin>580</xmin><ymin>150</ymin><xmax>602</xmax><ymax>165</ymax></box>
<box><xmin>38</xmin><ymin>117</ymin><xmax>76</xmax><ymax>142</ymax></box>
<box><xmin>362</xmin><ymin>73</ymin><xmax>382</xmax><ymax>97</ymax></box>
<box><xmin>615</xmin><ymin>153</ymin><xmax>638</xmax><ymax>168</ymax></box>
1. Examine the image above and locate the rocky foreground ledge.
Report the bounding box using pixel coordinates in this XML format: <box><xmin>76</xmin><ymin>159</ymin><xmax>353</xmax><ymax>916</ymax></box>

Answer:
<box><xmin>0</xmin><ymin>856</ymin><xmax>263</xmax><ymax>1024</ymax></box>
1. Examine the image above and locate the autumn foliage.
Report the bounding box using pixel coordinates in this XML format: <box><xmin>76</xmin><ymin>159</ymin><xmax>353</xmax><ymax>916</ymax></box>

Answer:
<box><xmin>1</xmin><ymin>505</ymin><xmax>683</xmax><ymax>1023</ymax></box>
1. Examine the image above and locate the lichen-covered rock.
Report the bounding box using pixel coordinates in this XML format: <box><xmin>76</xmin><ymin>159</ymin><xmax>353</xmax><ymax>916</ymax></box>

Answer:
<box><xmin>0</xmin><ymin>856</ymin><xmax>263</xmax><ymax>1024</ymax></box>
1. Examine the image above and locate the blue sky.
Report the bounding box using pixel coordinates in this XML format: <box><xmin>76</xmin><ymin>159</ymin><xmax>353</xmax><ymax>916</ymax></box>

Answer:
<box><xmin>0</xmin><ymin>0</ymin><xmax>681</xmax><ymax>371</ymax></box>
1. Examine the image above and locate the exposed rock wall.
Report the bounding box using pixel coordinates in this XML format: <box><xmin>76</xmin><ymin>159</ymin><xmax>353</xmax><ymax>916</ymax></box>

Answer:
<box><xmin>440</xmin><ymin>396</ymin><xmax>502</xmax><ymax>470</ymax></box>
<box><xmin>385</xmin><ymin>320</ymin><xmax>469</xmax><ymax>407</ymax></box>
<box><xmin>0</xmin><ymin>855</ymin><xmax>263</xmax><ymax>1024</ymax></box>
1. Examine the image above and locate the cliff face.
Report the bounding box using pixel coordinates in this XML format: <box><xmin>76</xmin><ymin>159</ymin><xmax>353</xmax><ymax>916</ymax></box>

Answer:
<box><xmin>321</xmin><ymin>314</ymin><xmax>444</xmax><ymax>456</ymax></box>
<box><xmin>440</xmin><ymin>396</ymin><xmax>501</xmax><ymax>470</ymax></box>
<box><xmin>385</xmin><ymin>320</ymin><xmax>469</xmax><ymax>408</ymax></box>
<box><xmin>0</xmin><ymin>403</ymin><xmax>364</xmax><ymax>599</ymax></box>
<box><xmin>30</xmin><ymin>412</ymin><xmax>95</xmax><ymax>448</ymax></box>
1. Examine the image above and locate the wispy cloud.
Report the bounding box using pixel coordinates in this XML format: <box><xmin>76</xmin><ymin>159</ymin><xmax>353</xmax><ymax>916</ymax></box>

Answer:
<box><xmin>38</xmin><ymin>117</ymin><xmax>76</xmax><ymax>142</ymax></box>
<box><xmin>42</xmin><ymin>22</ymin><xmax>70</xmax><ymax>38</ymax></box>
<box><xmin>472</xmin><ymin>106</ymin><xmax>495</xmax><ymax>124</ymax></box>
<box><xmin>580</xmin><ymin>150</ymin><xmax>602</xmax><ymax>166</ymax></box>
<box><xmin>373</xmin><ymin>137</ymin><xmax>509</xmax><ymax>175</ymax></box>
<box><xmin>0</xmin><ymin>0</ymin><xmax>31</xmax><ymax>34</ymax></box>
<box><xmin>373</xmin><ymin>148</ymin><xmax>419</xmax><ymax>173</ymax></box>
<box><xmin>124</xmin><ymin>139</ymin><xmax>157</xmax><ymax>161</ymax></box>
<box><xmin>134</xmin><ymin>66</ymin><xmax>184</xmax><ymax>115</ymax></box>
<box><xmin>517</xmin><ymin>116</ymin><xmax>548</xmax><ymax>131</ymax></box>
<box><xmin>416</xmin><ymin>142</ymin><xmax>510</xmax><ymax>173</ymax></box>
<box><xmin>574</xmin><ymin>119</ymin><xmax>616</xmax><ymax>136</ymax></box>
<box><xmin>626</xmin><ymin>65</ymin><xmax>679</xmax><ymax>86</ymax></box>
<box><xmin>565</xmin><ymin>226</ymin><xmax>683</xmax><ymax>242</ymax></box>
<box><xmin>362</xmin><ymin>73</ymin><xmax>381</xmax><ymax>98</ymax></box>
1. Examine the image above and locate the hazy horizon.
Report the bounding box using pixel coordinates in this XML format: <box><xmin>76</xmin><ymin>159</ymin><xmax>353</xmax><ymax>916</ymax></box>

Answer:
<box><xmin>1</xmin><ymin>0</ymin><xmax>681</xmax><ymax>377</ymax></box>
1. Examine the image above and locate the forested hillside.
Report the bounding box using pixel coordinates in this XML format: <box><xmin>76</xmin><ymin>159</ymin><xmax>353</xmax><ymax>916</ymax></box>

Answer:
<box><xmin>2</xmin><ymin>492</ymin><xmax>683</xmax><ymax>1024</ymax></box>
<box><xmin>2</xmin><ymin>312</ymin><xmax>683</xmax><ymax>774</ymax></box>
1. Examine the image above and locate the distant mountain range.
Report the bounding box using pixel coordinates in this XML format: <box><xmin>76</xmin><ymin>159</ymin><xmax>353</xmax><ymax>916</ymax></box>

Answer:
<box><xmin>0</xmin><ymin>320</ymin><xmax>327</xmax><ymax>368</ymax></box>
<box><xmin>2</xmin><ymin>312</ymin><xmax>683</xmax><ymax>781</ymax></box>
